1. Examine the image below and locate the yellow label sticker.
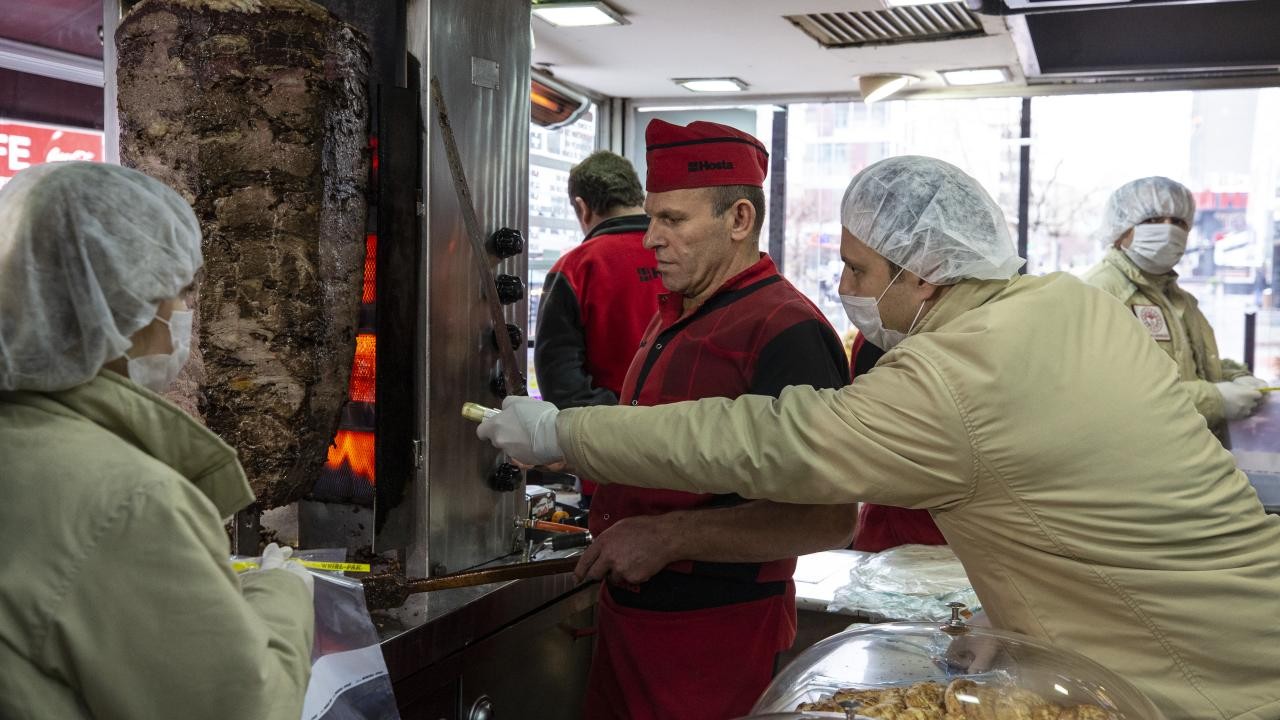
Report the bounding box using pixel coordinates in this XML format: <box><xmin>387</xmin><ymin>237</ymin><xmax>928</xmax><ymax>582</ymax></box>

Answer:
<box><xmin>232</xmin><ymin>560</ymin><xmax>371</xmax><ymax>573</ymax></box>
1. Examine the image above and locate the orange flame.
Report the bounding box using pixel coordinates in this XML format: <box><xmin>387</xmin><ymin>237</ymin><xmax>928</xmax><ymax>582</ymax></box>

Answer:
<box><xmin>349</xmin><ymin>333</ymin><xmax>376</xmax><ymax>403</ymax></box>
<box><xmin>325</xmin><ymin>429</ymin><xmax>375</xmax><ymax>485</ymax></box>
<box><xmin>362</xmin><ymin>234</ymin><xmax>377</xmax><ymax>305</ymax></box>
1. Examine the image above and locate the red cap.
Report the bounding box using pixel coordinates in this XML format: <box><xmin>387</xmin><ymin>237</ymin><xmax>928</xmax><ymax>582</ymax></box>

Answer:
<box><xmin>644</xmin><ymin>119</ymin><xmax>769</xmax><ymax>192</ymax></box>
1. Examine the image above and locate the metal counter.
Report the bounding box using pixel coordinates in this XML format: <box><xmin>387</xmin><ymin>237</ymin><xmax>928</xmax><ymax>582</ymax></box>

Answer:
<box><xmin>376</xmin><ymin>554</ymin><xmax>597</xmax><ymax>720</ymax></box>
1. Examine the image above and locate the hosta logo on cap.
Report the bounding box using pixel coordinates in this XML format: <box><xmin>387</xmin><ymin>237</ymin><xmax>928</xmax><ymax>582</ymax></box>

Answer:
<box><xmin>646</xmin><ymin>119</ymin><xmax>767</xmax><ymax>192</ymax></box>
<box><xmin>687</xmin><ymin>160</ymin><xmax>736</xmax><ymax>172</ymax></box>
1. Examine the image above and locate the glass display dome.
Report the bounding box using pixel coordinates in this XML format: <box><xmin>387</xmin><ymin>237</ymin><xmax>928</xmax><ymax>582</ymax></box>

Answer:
<box><xmin>745</xmin><ymin>604</ymin><xmax>1161</xmax><ymax>720</ymax></box>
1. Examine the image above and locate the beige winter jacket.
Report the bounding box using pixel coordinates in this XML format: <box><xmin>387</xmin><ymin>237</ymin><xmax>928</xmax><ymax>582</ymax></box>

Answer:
<box><xmin>559</xmin><ymin>272</ymin><xmax>1280</xmax><ymax>720</ymax></box>
<box><xmin>1084</xmin><ymin>248</ymin><xmax>1249</xmax><ymax>433</ymax></box>
<box><xmin>0</xmin><ymin>370</ymin><xmax>314</xmax><ymax>719</ymax></box>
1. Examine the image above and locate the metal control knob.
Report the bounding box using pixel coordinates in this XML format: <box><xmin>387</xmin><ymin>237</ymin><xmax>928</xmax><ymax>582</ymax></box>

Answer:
<box><xmin>490</xmin><ymin>367</ymin><xmax>527</xmax><ymax>398</ymax></box>
<box><xmin>470</xmin><ymin>696</ymin><xmax>495</xmax><ymax>720</ymax></box>
<box><xmin>494</xmin><ymin>274</ymin><xmax>525</xmax><ymax>304</ymax></box>
<box><xmin>488</xmin><ymin>228</ymin><xmax>525</xmax><ymax>258</ymax></box>
<box><xmin>491</xmin><ymin>323</ymin><xmax>524</xmax><ymax>353</ymax></box>
<box><xmin>490</xmin><ymin>463</ymin><xmax>520</xmax><ymax>492</ymax></box>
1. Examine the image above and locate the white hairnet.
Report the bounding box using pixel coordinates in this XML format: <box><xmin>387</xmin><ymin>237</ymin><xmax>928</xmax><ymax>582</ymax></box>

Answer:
<box><xmin>0</xmin><ymin>162</ymin><xmax>202</xmax><ymax>391</ymax></box>
<box><xmin>841</xmin><ymin>155</ymin><xmax>1023</xmax><ymax>285</ymax></box>
<box><xmin>1094</xmin><ymin>176</ymin><xmax>1196</xmax><ymax>246</ymax></box>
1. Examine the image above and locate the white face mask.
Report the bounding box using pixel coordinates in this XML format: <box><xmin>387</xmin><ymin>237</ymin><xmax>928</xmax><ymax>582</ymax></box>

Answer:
<box><xmin>127</xmin><ymin>309</ymin><xmax>193</xmax><ymax>393</ymax></box>
<box><xmin>840</xmin><ymin>267</ymin><xmax>926</xmax><ymax>351</ymax></box>
<box><xmin>1124</xmin><ymin>223</ymin><xmax>1188</xmax><ymax>275</ymax></box>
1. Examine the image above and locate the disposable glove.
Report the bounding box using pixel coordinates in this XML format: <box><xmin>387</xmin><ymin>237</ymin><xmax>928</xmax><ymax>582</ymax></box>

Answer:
<box><xmin>1233</xmin><ymin>375</ymin><xmax>1269</xmax><ymax>391</ymax></box>
<box><xmin>1216</xmin><ymin>381</ymin><xmax>1262</xmax><ymax>420</ymax></box>
<box><xmin>258</xmin><ymin>542</ymin><xmax>314</xmax><ymax>596</ymax></box>
<box><xmin>476</xmin><ymin>396</ymin><xmax>563</xmax><ymax>466</ymax></box>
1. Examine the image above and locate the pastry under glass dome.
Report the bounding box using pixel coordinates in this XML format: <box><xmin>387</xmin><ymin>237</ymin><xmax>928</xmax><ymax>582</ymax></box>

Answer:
<box><xmin>743</xmin><ymin>604</ymin><xmax>1161</xmax><ymax>720</ymax></box>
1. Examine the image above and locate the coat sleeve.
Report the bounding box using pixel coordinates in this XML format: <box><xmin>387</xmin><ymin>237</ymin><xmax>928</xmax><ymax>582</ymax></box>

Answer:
<box><xmin>1182</xmin><ymin>377</ymin><xmax>1227</xmax><ymax>427</ymax></box>
<box><xmin>560</xmin><ymin>345</ymin><xmax>974</xmax><ymax>509</ymax></box>
<box><xmin>534</xmin><ymin>269</ymin><xmax>619</xmax><ymax>408</ymax></box>
<box><xmin>1219</xmin><ymin>358</ymin><xmax>1250</xmax><ymax>380</ymax></box>
<box><xmin>41</xmin><ymin>474</ymin><xmax>314</xmax><ymax>720</ymax></box>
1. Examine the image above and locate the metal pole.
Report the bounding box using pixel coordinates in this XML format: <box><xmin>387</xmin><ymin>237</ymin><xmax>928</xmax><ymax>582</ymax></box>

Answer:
<box><xmin>1017</xmin><ymin>96</ymin><xmax>1031</xmax><ymax>270</ymax></box>
<box><xmin>102</xmin><ymin>0</ymin><xmax>121</xmax><ymax>163</ymax></box>
<box><xmin>1244</xmin><ymin>311</ymin><xmax>1257</xmax><ymax>374</ymax></box>
<box><xmin>769</xmin><ymin>105</ymin><xmax>789</xmax><ymax>274</ymax></box>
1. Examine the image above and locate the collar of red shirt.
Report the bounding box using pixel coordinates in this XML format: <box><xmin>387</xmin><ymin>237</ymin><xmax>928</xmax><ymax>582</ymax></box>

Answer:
<box><xmin>657</xmin><ymin>253</ymin><xmax>779</xmax><ymax>325</ymax></box>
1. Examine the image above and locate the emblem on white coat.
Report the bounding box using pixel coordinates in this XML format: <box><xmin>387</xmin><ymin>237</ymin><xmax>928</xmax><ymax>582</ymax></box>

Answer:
<box><xmin>1133</xmin><ymin>304</ymin><xmax>1172</xmax><ymax>341</ymax></box>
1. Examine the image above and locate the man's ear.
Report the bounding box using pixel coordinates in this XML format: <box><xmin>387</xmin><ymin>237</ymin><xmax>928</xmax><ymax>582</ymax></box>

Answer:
<box><xmin>728</xmin><ymin>198</ymin><xmax>757</xmax><ymax>243</ymax></box>
<box><xmin>572</xmin><ymin>197</ymin><xmax>590</xmax><ymax>224</ymax></box>
<box><xmin>920</xmin><ymin>280</ymin><xmax>944</xmax><ymax>301</ymax></box>
<box><xmin>908</xmin><ymin>272</ymin><xmax>943</xmax><ymax>302</ymax></box>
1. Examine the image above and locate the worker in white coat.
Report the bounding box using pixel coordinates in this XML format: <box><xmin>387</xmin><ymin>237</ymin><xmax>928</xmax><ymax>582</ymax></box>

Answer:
<box><xmin>1083</xmin><ymin>176</ymin><xmax>1266</xmax><ymax>438</ymax></box>
<box><xmin>479</xmin><ymin>156</ymin><xmax>1280</xmax><ymax>720</ymax></box>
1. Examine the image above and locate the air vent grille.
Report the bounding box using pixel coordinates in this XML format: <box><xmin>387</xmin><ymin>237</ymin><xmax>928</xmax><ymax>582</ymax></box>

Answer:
<box><xmin>785</xmin><ymin>3</ymin><xmax>984</xmax><ymax>49</ymax></box>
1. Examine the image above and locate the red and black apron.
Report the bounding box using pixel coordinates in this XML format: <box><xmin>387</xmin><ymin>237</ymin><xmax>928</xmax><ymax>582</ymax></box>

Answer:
<box><xmin>584</xmin><ymin>255</ymin><xmax>848</xmax><ymax>720</ymax></box>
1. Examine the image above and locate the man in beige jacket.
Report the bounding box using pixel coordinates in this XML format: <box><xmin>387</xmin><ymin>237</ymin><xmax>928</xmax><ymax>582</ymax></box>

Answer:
<box><xmin>1083</xmin><ymin>176</ymin><xmax>1266</xmax><ymax>438</ymax></box>
<box><xmin>480</xmin><ymin>156</ymin><xmax>1280</xmax><ymax>720</ymax></box>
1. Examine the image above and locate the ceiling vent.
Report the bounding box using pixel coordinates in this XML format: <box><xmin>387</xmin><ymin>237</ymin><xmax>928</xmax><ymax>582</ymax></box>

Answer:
<box><xmin>785</xmin><ymin>3</ymin><xmax>984</xmax><ymax>49</ymax></box>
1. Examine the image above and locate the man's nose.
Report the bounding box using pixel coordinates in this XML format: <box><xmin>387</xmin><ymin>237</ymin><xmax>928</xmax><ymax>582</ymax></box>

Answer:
<box><xmin>838</xmin><ymin>268</ymin><xmax>855</xmax><ymax>296</ymax></box>
<box><xmin>643</xmin><ymin>230</ymin><xmax>662</xmax><ymax>249</ymax></box>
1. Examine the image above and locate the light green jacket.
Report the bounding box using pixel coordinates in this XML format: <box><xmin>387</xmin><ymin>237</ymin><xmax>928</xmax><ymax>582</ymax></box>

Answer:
<box><xmin>559</xmin><ymin>273</ymin><xmax>1280</xmax><ymax>720</ymax></box>
<box><xmin>0</xmin><ymin>370</ymin><xmax>314</xmax><ymax>719</ymax></box>
<box><xmin>1083</xmin><ymin>248</ymin><xmax>1248</xmax><ymax>433</ymax></box>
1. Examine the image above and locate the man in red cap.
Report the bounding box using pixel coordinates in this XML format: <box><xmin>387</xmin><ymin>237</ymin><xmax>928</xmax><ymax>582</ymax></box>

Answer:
<box><xmin>573</xmin><ymin>120</ymin><xmax>858</xmax><ymax>720</ymax></box>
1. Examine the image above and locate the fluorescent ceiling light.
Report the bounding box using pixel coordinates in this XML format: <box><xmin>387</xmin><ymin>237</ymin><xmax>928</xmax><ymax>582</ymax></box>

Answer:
<box><xmin>532</xmin><ymin>2</ymin><xmax>629</xmax><ymax>27</ymax></box>
<box><xmin>675</xmin><ymin>77</ymin><xmax>748</xmax><ymax>93</ymax></box>
<box><xmin>942</xmin><ymin>67</ymin><xmax>1011</xmax><ymax>86</ymax></box>
<box><xmin>883</xmin><ymin>0</ymin><xmax>953</xmax><ymax>6</ymax></box>
<box><xmin>858</xmin><ymin>74</ymin><xmax>918</xmax><ymax>104</ymax></box>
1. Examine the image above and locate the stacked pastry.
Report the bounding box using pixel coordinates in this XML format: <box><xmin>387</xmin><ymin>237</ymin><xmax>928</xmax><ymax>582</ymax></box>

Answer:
<box><xmin>796</xmin><ymin>679</ymin><xmax>1116</xmax><ymax>719</ymax></box>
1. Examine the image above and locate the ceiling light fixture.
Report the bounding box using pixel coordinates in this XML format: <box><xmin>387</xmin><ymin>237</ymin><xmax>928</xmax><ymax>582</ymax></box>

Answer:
<box><xmin>941</xmin><ymin>67</ymin><xmax>1010</xmax><ymax>86</ymax></box>
<box><xmin>858</xmin><ymin>74</ymin><xmax>918</xmax><ymax>104</ymax></box>
<box><xmin>882</xmin><ymin>0</ymin><xmax>955</xmax><ymax>7</ymax></box>
<box><xmin>531</xmin><ymin>1</ymin><xmax>629</xmax><ymax>28</ymax></box>
<box><xmin>675</xmin><ymin>77</ymin><xmax>749</xmax><ymax>93</ymax></box>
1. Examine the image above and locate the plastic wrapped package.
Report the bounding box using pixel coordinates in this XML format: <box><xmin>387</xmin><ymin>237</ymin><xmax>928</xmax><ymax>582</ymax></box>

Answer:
<box><xmin>829</xmin><ymin>545</ymin><xmax>980</xmax><ymax>622</ymax></box>
<box><xmin>235</xmin><ymin>550</ymin><xmax>400</xmax><ymax>720</ymax></box>
<box><xmin>744</xmin><ymin>614</ymin><xmax>1162</xmax><ymax>719</ymax></box>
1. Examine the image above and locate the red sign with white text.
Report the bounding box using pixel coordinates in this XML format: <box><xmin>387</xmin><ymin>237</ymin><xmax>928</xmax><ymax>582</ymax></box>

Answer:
<box><xmin>0</xmin><ymin>120</ymin><xmax>104</xmax><ymax>187</ymax></box>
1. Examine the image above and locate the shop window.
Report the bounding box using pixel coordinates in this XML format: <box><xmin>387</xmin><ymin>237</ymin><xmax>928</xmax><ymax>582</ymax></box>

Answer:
<box><xmin>527</xmin><ymin>105</ymin><xmax>598</xmax><ymax>397</ymax></box>
<box><xmin>1029</xmin><ymin>89</ymin><xmax>1280</xmax><ymax>380</ymax></box>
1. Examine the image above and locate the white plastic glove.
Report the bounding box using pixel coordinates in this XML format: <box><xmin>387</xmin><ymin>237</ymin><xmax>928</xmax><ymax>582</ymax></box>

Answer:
<box><xmin>259</xmin><ymin>542</ymin><xmax>314</xmax><ymax>596</ymax></box>
<box><xmin>1234</xmin><ymin>375</ymin><xmax>1269</xmax><ymax>391</ymax></box>
<box><xmin>475</xmin><ymin>395</ymin><xmax>563</xmax><ymax>465</ymax></box>
<box><xmin>1216</xmin><ymin>381</ymin><xmax>1262</xmax><ymax>420</ymax></box>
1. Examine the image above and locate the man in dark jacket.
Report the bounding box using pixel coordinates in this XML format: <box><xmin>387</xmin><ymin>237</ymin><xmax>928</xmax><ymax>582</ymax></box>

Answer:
<box><xmin>535</xmin><ymin>151</ymin><xmax>658</xmax><ymax>505</ymax></box>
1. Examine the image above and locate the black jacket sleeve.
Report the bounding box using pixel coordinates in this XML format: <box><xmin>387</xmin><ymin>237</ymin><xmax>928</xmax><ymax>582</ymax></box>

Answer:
<box><xmin>534</xmin><ymin>271</ymin><xmax>619</xmax><ymax>408</ymax></box>
<box><xmin>749</xmin><ymin>319</ymin><xmax>850</xmax><ymax>397</ymax></box>
<box><xmin>852</xmin><ymin>339</ymin><xmax>885</xmax><ymax>378</ymax></box>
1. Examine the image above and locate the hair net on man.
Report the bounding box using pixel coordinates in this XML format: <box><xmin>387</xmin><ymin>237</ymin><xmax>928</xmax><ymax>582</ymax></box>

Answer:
<box><xmin>841</xmin><ymin>155</ymin><xmax>1024</xmax><ymax>285</ymax></box>
<box><xmin>1093</xmin><ymin>176</ymin><xmax>1196</xmax><ymax>246</ymax></box>
<box><xmin>0</xmin><ymin>162</ymin><xmax>202</xmax><ymax>392</ymax></box>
